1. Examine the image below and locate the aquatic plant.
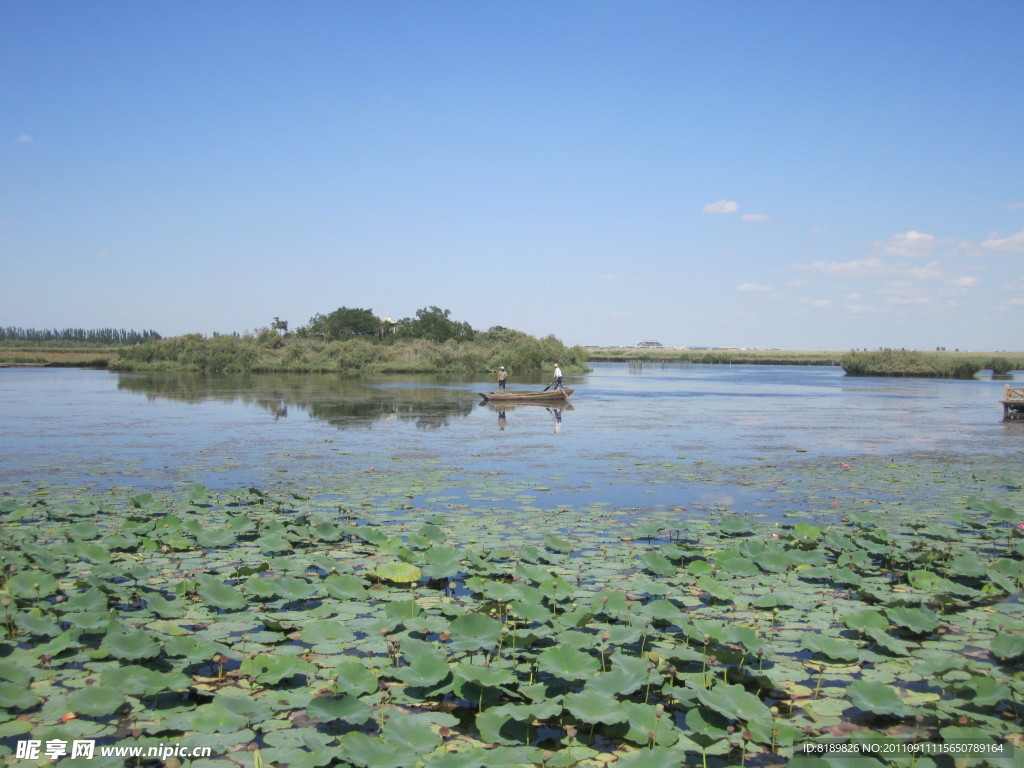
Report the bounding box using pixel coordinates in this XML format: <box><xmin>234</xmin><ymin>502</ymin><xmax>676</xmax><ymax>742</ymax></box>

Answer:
<box><xmin>1</xmin><ymin>464</ymin><xmax>1022</xmax><ymax>766</ymax></box>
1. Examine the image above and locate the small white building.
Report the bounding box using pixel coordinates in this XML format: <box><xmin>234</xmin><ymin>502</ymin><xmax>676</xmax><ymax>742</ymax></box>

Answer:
<box><xmin>636</xmin><ymin>340</ymin><xmax>665</xmax><ymax>349</ymax></box>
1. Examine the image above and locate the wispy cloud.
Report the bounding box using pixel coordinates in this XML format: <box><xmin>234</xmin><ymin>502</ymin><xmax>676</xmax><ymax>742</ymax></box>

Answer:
<box><xmin>701</xmin><ymin>200</ymin><xmax>739</xmax><ymax>214</ymax></box>
<box><xmin>737</xmin><ymin>283</ymin><xmax>773</xmax><ymax>292</ymax></box>
<box><xmin>741</xmin><ymin>213</ymin><xmax>772</xmax><ymax>222</ymax></box>
<box><xmin>1004</xmin><ymin>202</ymin><xmax>1024</xmax><ymax>210</ymax></box>
<box><xmin>873</xmin><ymin>230</ymin><xmax>942</xmax><ymax>258</ymax></box>
<box><xmin>16</xmin><ymin>134</ymin><xmax>33</xmax><ymax>144</ymax></box>
<box><xmin>980</xmin><ymin>230</ymin><xmax>1024</xmax><ymax>253</ymax></box>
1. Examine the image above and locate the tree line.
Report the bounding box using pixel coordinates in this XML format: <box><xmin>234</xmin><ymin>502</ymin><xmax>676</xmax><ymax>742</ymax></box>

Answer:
<box><xmin>285</xmin><ymin>306</ymin><xmax>476</xmax><ymax>343</ymax></box>
<box><xmin>0</xmin><ymin>327</ymin><xmax>162</xmax><ymax>344</ymax></box>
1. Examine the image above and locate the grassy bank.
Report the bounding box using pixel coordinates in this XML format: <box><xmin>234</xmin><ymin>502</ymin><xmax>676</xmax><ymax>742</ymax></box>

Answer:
<box><xmin>588</xmin><ymin>347</ymin><xmax>1024</xmax><ymax>378</ymax></box>
<box><xmin>108</xmin><ymin>329</ymin><xmax>589</xmax><ymax>375</ymax></box>
<box><xmin>0</xmin><ymin>343</ymin><xmax>116</xmax><ymax>368</ymax></box>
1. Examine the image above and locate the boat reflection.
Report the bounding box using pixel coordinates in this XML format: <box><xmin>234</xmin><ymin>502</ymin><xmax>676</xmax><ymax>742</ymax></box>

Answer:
<box><xmin>481</xmin><ymin>401</ymin><xmax>574</xmax><ymax>432</ymax></box>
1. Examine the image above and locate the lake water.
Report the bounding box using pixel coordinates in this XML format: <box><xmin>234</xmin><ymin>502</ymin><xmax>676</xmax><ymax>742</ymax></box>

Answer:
<box><xmin>2</xmin><ymin>363</ymin><xmax>1021</xmax><ymax>521</ymax></box>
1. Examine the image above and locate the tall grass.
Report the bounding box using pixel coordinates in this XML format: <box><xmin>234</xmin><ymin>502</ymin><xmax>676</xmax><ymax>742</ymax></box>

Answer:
<box><xmin>840</xmin><ymin>349</ymin><xmax>1024</xmax><ymax>378</ymax></box>
<box><xmin>110</xmin><ymin>329</ymin><xmax>588</xmax><ymax>375</ymax></box>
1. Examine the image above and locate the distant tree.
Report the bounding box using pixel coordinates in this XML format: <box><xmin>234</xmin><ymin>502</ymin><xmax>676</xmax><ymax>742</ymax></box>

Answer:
<box><xmin>271</xmin><ymin>317</ymin><xmax>288</xmax><ymax>334</ymax></box>
<box><xmin>307</xmin><ymin>307</ymin><xmax>381</xmax><ymax>340</ymax></box>
<box><xmin>402</xmin><ymin>306</ymin><xmax>475</xmax><ymax>342</ymax></box>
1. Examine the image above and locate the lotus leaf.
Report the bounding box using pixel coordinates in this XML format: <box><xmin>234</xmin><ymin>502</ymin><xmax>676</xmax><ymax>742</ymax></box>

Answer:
<box><xmin>393</xmin><ymin>638</ymin><xmax>450</xmax><ymax>688</ymax></box>
<box><xmin>720</xmin><ymin>517</ymin><xmax>755</xmax><ymax>536</ymax></box>
<box><xmin>0</xmin><ymin>680</ymin><xmax>40</xmax><ymax>710</ymax></box>
<box><xmin>886</xmin><ymin>605</ymin><xmax>939</xmax><ymax>635</ymax></box>
<box><xmin>334</xmin><ymin>659</ymin><xmax>379</xmax><ymax>696</ymax></box>
<box><xmin>620</xmin><ymin>701</ymin><xmax>682</xmax><ymax>747</ymax></box>
<box><xmin>447</xmin><ymin>612</ymin><xmax>503</xmax><ymax>651</ymax></box>
<box><xmin>640</xmin><ymin>550</ymin><xmax>676</xmax><ymax>577</ymax></box>
<box><xmin>846</xmin><ymin>679</ymin><xmax>911</xmax><ymax>716</ymax></box>
<box><xmin>371</xmin><ymin>560</ymin><xmax>422</xmax><ymax>583</ymax></box>
<box><xmin>337</xmin><ymin>731</ymin><xmax>426</xmax><ymax>768</ymax></box>
<box><xmin>307</xmin><ymin>693</ymin><xmax>372</xmax><ymax>724</ymax></box>
<box><xmin>196</xmin><ymin>574</ymin><xmax>248</xmax><ymax>611</ymax></box>
<box><xmin>6</xmin><ymin>569</ymin><xmax>58</xmax><ymax>598</ymax></box>
<box><xmin>100</xmin><ymin>628</ymin><xmax>162</xmax><ymax>660</ymax></box>
<box><xmin>536</xmin><ymin>645</ymin><xmax>600</xmax><ymax>681</ymax></box>
<box><xmin>14</xmin><ymin>612</ymin><xmax>61</xmax><ymax>637</ymax></box>
<box><xmin>245</xmin><ymin>652</ymin><xmax>311</xmax><ymax>684</ymax></box>
<box><xmin>323</xmin><ymin>572</ymin><xmax>370</xmax><ymax>599</ymax></box>
<box><xmin>99</xmin><ymin>664</ymin><xmax>190</xmax><ymax>694</ymax></box>
<box><xmin>65</xmin><ymin>684</ymin><xmax>126</xmax><ymax>716</ymax></box>
<box><xmin>802</xmin><ymin>634</ymin><xmax>860</xmax><ymax>663</ymax></box>
<box><xmin>611</xmin><ymin>747</ymin><xmax>685</xmax><ymax>768</ymax></box>
<box><xmin>563</xmin><ymin>691</ymin><xmax>627</xmax><ymax>724</ymax></box>
<box><xmin>990</xmin><ymin>632</ymin><xmax>1024</xmax><ymax>662</ymax></box>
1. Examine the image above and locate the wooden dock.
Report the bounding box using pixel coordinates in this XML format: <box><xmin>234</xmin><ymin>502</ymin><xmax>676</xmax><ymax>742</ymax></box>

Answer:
<box><xmin>1002</xmin><ymin>385</ymin><xmax>1024</xmax><ymax>421</ymax></box>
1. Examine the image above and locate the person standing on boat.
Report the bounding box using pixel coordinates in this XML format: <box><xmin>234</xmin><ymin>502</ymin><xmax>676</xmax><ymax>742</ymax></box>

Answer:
<box><xmin>552</xmin><ymin>363</ymin><xmax>563</xmax><ymax>390</ymax></box>
<box><xmin>497</xmin><ymin>366</ymin><xmax>507</xmax><ymax>391</ymax></box>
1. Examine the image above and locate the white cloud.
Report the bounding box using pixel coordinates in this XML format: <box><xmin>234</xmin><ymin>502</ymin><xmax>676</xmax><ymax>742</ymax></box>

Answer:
<box><xmin>1004</xmin><ymin>202</ymin><xmax>1024</xmax><ymax>210</ymax></box>
<box><xmin>797</xmin><ymin>298</ymin><xmax>832</xmax><ymax>307</ymax></box>
<box><xmin>980</xmin><ymin>230</ymin><xmax>1024</xmax><ymax>253</ymax></box>
<box><xmin>701</xmin><ymin>200</ymin><xmax>739</xmax><ymax>214</ymax></box>
<box><xmin>799</xmin><ymin>257</ymin><xmax>889</xmax><ymax>278</ymax></box>
<box><xmin>741</xmin><ymin>213</ymin><xmax>772</xmax><ymax>222</ymax></box>
<box><xmin>16</xmin><ymin>134</ymin><xmax>33</xmax><ymax>144</ymax></box>
<box><xmin>874</xmin><ymin>230</ymin><xmax>940</xmax><ymax>258</ymax></box>
<box><xmin>737</xmin><ymin>283</ymin><xmax>773</xmax><ymax>292</ymax></box>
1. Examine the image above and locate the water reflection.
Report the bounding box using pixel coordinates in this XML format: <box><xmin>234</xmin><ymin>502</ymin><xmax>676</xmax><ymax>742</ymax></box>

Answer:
<box><xmin>116</xmin><ymin>371</ymin><xmax>475</xmax><ymax>431</ymax></box>
<box><xmin>480</xmin><ymin>402</ymin><xmax>573</xmax><ymax>432</ymax></box>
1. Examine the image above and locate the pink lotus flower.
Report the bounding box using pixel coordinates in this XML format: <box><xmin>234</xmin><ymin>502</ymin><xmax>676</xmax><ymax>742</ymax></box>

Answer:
<box><xmin>1018</xmin><ymin>522</ymin><xmax>1024</xmax><ymax>531</ymax></box>
<box><xmin>841</xmin><ymin>463</ymin><xmax>851</xmax><ymax>469</ymax></box>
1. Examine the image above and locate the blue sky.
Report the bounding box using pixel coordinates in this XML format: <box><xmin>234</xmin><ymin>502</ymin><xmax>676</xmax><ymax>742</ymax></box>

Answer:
<box><xmin>3</xmin><ymin>1</ymin><xmax>1023</xmax><ymax>350</ymax></box>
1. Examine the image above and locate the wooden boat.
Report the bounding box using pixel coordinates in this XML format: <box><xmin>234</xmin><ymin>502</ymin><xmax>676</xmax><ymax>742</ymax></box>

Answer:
<box><xmin>478</xmin><ymin>388</ymin><xmax>574</xmax><ymax>403</ymax></box>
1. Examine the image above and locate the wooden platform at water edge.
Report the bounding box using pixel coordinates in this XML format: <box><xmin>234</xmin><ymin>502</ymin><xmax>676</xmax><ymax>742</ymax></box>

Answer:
<box><xmin>1002</xmin><ymin>385</ymin><xmax>1024</xmax><ymax>421</ymax></box>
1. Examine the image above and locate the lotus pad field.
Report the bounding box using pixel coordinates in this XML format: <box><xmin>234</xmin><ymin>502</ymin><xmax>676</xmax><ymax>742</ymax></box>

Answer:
<box><xmin>2</xmin><ymin>457</ymin><xmax>1023</xmax><ymax>767</ymax></box>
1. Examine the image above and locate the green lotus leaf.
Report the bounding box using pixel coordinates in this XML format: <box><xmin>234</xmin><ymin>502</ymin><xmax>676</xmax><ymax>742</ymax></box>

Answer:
<box><xmin>990</xmin><ymin>632</ymin><xmax>1024</xmax><ymax>663</ymax></box>
<box><xmin>273</xmin><ymin>575</ymin><xmax>315</xmax><ymax>600</ymax></box>
<box><xmin>301</xmin><ymin>619</ymin><xmax>356</xmax><ymax>646</ymax></box>
<box><xmin>68</xmin><ymin>521</ymin><xmax>100</xmax><ymax>539</ymax></box>
<box><xmin>447</xmin><ymin>612</ymin><xmax>503</xmax><ymax>651</ymax></box>
<box><xmin>334</xmin><ymin>659</ymin><xmax>379</xmax><ymax>697</ymax></box>
<box><xmin>695</xmin><ymin>576</ymin><xmax>734</xmax><ymax>605</ymax></box>
<box><xmin>754</xmin><ymin>549</ymin><xmax>793</xmax><ymax>573</ymax></box>
<box><xmin>0</xmin><ymin>680</ymin><xmax>40</xmax><ymax>710</ymax></box>
<box><xmin>384</xmin><ymin>599</ymin><xmax>422</xmax><ymax>621</ymax></box>
<box><xmin>393</xmin><ymin>638</ymin><xmax>451</xmax><ymax>688</ymax></box>
<box><xmin>15</xmin><ymin>612</ymin><xmax>61</xmax><ymax>637</ymax></box>
<box><xmin>563</xmin><ymin>691</ymin><xmax>627</xmax><ymax>724</ymax></box>
<box><xmin>715</xmin><ymin>550</ymin><xmax>758</xmax><ymax>576</ymax></box>
<box><xmin>421</xmin><ymin>544</ymin><xmax>462</xmax><ymax>580</ymax></box>
<box><xmin>100</xmin><ymin>628</ymin><xmax>162</xmax><ymax>660</ymax></box>
<box><xmin>886</xmin><ymin>606</ymin><xmax>939</xmax><ymax>635</ymax></box>
<box><xmin>256</xmin><ymin>533</ymin><xmax>293</xmax><ymax>553</ymax></box>
<box><xmin>620</xmin><ymin>701</ymin><xmax>682</xmax><ymax>747</ymax></box>
<box><xmin>841</xmin><ymin>609</ymin><xmax>889</xmax><ymax>632</ymax></box>
<box><xmin>611</xmin><ymin>747</ymin><xmax>685</xmax><ymax>768</ymax></box>
<box><xmin>246</xmin><ymin>653</ymin><xmax>311</xmax><ymax>684</ymax></box>
<box><xmin>846</xmin><ymin>680</ymin><xmax>910</xmax><ymax>716</ymax></box>
<box><xmin>803</xmin><ymin>633</ymin><xmax>860</xmax><ymax>663</ymax></box>
<box><xmin>307</xmin><ymin>693</ymin><xmax>372</xmax><ymax>724</ymax></box>
<box><xmin>695</xmin><ymin>682</ymin><xmax>773</xmax><ymax>724</ymax></box>
<box><xmin>537</xmin><ymin>645</ymin><xmax>600</xmax><ymax>681</ymax></box>
<box><xmin>196</xmin><ymin>574</ymin><xmax>248</xmax><ymax>611</ymax></box>
<box><xmin>196</xmin><ymin>528</ymin><xmax>236</xmax><ymax>548</ymax></box>
<box><xmin>99</xmin><ymin>664</ymin><xmax>190</xmax><ymax>694</ymax></box>
<box><xmin>720</xmin><ymin>517</ymin><xmax>755</xmax><ymax>536</ymax></box>
<box><xmin>371</xmin><ymin>561</ymin><xmax>422</xmax><ymax>583</ymax></box>
<box><xmin>542</xmin><ymin>532</ymin><xmax>572</xmax><ymax>553</ymax></box>
<box><xmin>323</xmin><ymin>573</ymin><xmax>370</xmax><ymax>599</ymax></box>
<box><xmin>66</xmin><ymin>684</ymin><xmax>127</xmax><ymax>716</ymax></box>
<box><xmin>453</xmin><ymin>663</ymin><xmax>516</xmax><ymax>689</ymax></box>
<box><xmin>640</xmin><ymin>550</ymin><xmax>676</xmax><ymax>577</ymax></box>
<box><xmin>337</xmin><ymin>731</ymin><xmax>422</xmax><ymax>768</ymax></box>
<box><xmin>6</xmin><ymin>570</ymin><xmax>58</xmax><ymax>599</ymax></box>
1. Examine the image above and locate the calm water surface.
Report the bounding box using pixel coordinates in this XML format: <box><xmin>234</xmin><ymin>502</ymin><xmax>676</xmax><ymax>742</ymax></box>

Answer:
<box><xmin>1</xmin><ymin>363</ymin><xmax>1020</xmax><ymax>514</ymax></box>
